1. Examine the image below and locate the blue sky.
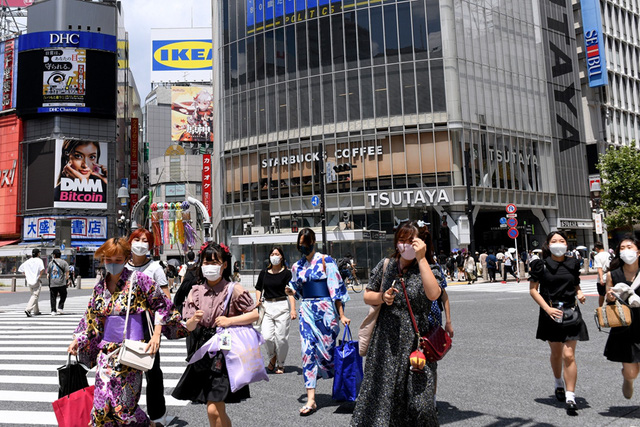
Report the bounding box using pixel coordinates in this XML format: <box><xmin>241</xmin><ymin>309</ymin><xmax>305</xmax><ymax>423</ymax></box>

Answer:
<box><xmin>122</xmin><ymin>0</ymin><xmax>212</xmax><ymax>99</ymax></box>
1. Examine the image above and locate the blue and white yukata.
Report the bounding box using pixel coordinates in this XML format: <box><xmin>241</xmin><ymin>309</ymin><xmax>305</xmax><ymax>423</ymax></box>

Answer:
<box><xmin>288</xmin><ymin>252</ymin><xmax>350</xmax><ymax>389</ymax></box>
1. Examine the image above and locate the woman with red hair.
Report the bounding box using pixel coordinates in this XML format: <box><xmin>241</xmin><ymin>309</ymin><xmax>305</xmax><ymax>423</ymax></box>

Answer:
<box><xmin>68</xmin><ymin>237</ymin><xmax>190</xmax><ymax>425</ymax></box>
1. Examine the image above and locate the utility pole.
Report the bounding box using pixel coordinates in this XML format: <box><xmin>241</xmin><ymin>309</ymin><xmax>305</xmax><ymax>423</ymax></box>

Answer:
<box><xmin>315</xmin><ymin>143</ymin><xmax>328</xmax><ymax>254</ymax></box>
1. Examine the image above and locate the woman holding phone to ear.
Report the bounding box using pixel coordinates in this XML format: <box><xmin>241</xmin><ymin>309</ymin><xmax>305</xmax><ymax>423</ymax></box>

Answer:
<box><xmin>351</xmin><ymin>221</ymin><xmax>442</xmax><ymax>427</ymax></box>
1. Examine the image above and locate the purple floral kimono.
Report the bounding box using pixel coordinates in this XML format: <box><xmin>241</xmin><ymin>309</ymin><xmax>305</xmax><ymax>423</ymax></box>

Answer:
<box><xmin>73</xmin><ymin>268</ymin><xmax>187</xmax><ymax>426</ymax></box>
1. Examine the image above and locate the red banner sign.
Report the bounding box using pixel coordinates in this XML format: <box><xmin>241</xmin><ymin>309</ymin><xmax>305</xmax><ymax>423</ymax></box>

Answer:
<box><xmin>2</xmin><ymin>39</ymin><xmax>15</xmax><ymax>111</ymax></box>
<box><xmin>202</xmin><ymin>154</ymin><xmax>212</xmax><ymax>216</ymax></box>
<box><xmin>130</xmin><ymin>118</ymin><xmax>139</xmax><ymax>207</ymax></box>
<box><xmin>3</xmin><ymin>0</ymin><xmax>33</xmax><ymax>7</ymax></box>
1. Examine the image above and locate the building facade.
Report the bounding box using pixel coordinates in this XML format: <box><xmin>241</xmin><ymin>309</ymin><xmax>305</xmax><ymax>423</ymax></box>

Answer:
<box><xmin>578</xmin><ymin>0</ymin><xmax>640</xmax><ymax>246</ymax></box>
<box><xmin>9</xmin><ymin>0</ymin><xmax>141</xmax><ymax>278</ymax></box>
<box><xmin>214</xmin><ymin>0</ymin><xmax>594</xmax><ymax>271</ymax></box>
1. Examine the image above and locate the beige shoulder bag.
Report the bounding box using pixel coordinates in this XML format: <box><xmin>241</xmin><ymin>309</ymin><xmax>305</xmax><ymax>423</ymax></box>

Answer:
<box><xmin>116</xmin><ymin>271</ymin><xmax>155</xmax><ymax>371</ymax></box>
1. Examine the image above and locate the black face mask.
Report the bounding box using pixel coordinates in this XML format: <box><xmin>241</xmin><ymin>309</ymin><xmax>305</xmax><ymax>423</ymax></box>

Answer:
<box><xmin>298</xmin><ymin>244</ymin><xmax>314</xmax><ymax>256</ymax></box>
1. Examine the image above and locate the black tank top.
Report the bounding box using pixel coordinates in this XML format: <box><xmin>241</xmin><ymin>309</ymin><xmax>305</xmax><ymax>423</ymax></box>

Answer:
<box><xmin>610</xmin><ymin>267</ymin><xmax>640</xmax><ymax>296</ymax></box>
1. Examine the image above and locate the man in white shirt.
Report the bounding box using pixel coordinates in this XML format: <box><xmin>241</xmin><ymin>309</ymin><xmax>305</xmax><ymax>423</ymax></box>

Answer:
<box><xmin>18</xmin><ymin>248</ymin><xmax>45</xmax><ymax>317</ymax></box>
<box><xmin>593</xmin><ymin>242</ymin><xmax>611</xmax><ymax>306</ymax></box>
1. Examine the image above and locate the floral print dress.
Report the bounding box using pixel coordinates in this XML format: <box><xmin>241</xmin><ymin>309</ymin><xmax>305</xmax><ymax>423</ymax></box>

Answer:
<box><xmin>73</xmin><ymin>268</ymin><xmax>186</xmax><ymax>426</ymax></box>
<box><xmin>288</xmin><ymin>253</ymin><xmax>350</xmax><ymax>389</ymax></box>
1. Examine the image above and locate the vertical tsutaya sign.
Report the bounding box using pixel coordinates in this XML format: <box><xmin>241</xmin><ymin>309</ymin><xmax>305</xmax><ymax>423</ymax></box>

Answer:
<box><xmin>130</xmin><ymin>118</ymin><xmax>139</xmax><ymax>207</ymax></box>
<box><xmin>202</xmin><ymin>154</ymin><xmax>212</xmax><ymax>216</ymax></box>
<box><xmin>42</xmin><ymin>48</ymin><xmax>87</xmax><ymax>108</ymax></box>
<box><xmin>580</xmin><ymin>0</ymin><xmax>608</xmax><ymax>87</ymax></box>
<box><xmin>540</xmin><ymin>0</ymin><xmax>590</xmax><ymax>219</ymax></box>
<box><xmin>54</xmin><ymin>139</ymin><xmax>108</xmax><ymax>209</ymax></box>
<box><xmin>171</xmin><ymin>86</ymin><xmax>214</xmax><ymax>142</ymax></box>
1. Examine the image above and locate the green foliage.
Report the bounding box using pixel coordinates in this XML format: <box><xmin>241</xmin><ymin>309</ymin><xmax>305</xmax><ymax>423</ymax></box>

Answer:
<box><xmin>597</xmin><ymin>145</ymin><xmax>640</xmax><ymax>231</ymax></box>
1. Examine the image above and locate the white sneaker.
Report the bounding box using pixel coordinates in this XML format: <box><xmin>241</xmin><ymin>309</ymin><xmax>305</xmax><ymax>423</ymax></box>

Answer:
<box><xmin>152</xmin><ymin>413</ymin><xmax>175</xmax><ymax>426</ymax></box>
<box><xmin>50</xmin><ymin>312</ymin><xmax>57</xmax><ymax>316</ymax></box>
<box><xmin>57</xmin><ymin>309</ymin><xmax>64</xmax><ymax>315</ymax></box>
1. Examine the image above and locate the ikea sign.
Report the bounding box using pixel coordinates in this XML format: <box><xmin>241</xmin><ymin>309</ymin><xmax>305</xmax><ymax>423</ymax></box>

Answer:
<box><xmin>152</xmin><ymin>40</ymin><xmax>213</xmax><ymax>71</ymax></box>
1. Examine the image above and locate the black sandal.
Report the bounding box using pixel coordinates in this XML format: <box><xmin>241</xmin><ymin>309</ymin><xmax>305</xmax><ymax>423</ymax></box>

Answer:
<box><xmin>267</xmin><ymin>356</ymin><xmax>276</xmax><ymax>372</ymax></box>
<box><xmin>555</xmin><ymin>387</ymin><xmax>565</xmax><ymax>402</ymax></box>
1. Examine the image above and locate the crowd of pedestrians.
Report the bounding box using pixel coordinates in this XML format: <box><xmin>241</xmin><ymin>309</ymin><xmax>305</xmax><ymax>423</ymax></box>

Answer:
<box><xmin>46</xmin><ymin>221</ymin><xmax>640</xmax><ymax>426</ymax></box>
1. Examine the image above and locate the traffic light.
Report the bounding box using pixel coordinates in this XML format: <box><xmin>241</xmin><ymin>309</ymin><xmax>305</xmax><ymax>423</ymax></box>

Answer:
<box><xmin>333</xmin><ymin>163</ymin><xmax>357</xmax><ymax>173</ymax></box>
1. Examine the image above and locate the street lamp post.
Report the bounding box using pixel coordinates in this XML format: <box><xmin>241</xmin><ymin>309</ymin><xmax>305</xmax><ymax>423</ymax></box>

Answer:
<box><xmin>117</xmin><ymin>185</ymin><xmax>130</xmax><ymax>236</ymax></box>
<box><xmin>314</xmin><ymin>142</ymin><xmax>328</xmax><ymax>253</ymax></box>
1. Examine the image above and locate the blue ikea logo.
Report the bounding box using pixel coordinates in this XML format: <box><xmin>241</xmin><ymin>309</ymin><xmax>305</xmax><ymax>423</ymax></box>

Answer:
<box><xmin>152</xmin><ymin>40</ymin><xmax>213</xmax><ymax>71</ymax></box>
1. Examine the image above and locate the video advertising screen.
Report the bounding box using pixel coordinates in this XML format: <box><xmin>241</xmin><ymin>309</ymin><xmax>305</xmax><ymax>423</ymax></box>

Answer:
<box><xmin>16</xmin><ymin>48</ymin><xmax>117</xmax><ymax>118</ymax></box>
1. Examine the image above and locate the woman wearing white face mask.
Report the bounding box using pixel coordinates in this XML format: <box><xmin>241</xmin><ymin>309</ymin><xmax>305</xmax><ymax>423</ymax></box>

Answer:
<box><xmin>124</xmin><ymin>229</ymin><xmax>175</xmax><ymax>425</ymax></box>
<box><xmin>604</xmin><ymin>235</ymin><xmax>640</xmax><ymax>399</ymax></box>
<box><xmin>255</xmin><ymin>245</ymin><xmax>295</xmax><ymax>374</ymax></box>
<box><xmin>352</xmin><ymin>221</ymin><xmax>443</xmax><ymax>426</ymax></box>
<box><xmin>172</xmin><ymin>241</ymin><xmax>259</xmax><ymax>427</ymax></box>
<box><xmin>67</xmin><ymin>237</ymin><xmax>185</xmax><ymax>426</ymax></box>
<box><xmin>529</xmin><ymin>231</ymin><xmax>588</xmax><ymax>415</ymax></box>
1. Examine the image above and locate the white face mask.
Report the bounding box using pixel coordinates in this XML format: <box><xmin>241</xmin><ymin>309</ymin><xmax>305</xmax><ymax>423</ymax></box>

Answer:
<box><xmin>549</xmin><ymin>243</ymin><xmax>567</xmax><ymax>257</ymax></box>
<box><xmin>397</xmin><ymin>243</ymin><xmax>416</xmax><ymax>260</ymax></box>
<box><xmin>131</xmin><ymin>241</ymin><xmax>149</xmax><ymax>256</ymax></box>
<box><xmin>202</xmin><ymin>264</ymin><xmax>222</xmax><ymax>282</ymax></box>
<box><xmin>620</xmin><ymin>249</ymin><xmax>639</xmax><ymax>265</ymax></box>
<box><xmin>270</xmin><ymin>255</ymin><xmax>282</xmax><ymax>266</ymax></box>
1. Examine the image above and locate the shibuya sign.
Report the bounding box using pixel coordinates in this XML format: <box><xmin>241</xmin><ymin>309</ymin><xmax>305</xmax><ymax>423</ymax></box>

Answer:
<box><xmin>261</xmin><ymin>144</ymin><xmax>382</xmax><ymax>168</ymax></box>
<box><xmin>367</xmin><ymin>188</ymin><xmax>451</xmax><ymax>208</ymax></box>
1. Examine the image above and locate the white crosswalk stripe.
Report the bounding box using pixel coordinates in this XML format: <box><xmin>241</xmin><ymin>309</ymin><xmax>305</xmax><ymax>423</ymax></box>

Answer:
<box><xmin>0</xmin><ymin>295</ymin><xmax>191</xmax><ymax>426</ymax></box>
<box><xmin>446</xmin><ymin>278</ymin><xmax>599</xmax><ymax>295</ymax></box>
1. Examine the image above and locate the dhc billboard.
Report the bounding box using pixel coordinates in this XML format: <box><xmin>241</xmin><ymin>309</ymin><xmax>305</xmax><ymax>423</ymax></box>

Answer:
<box><xmin>580</xmin><ymin>0</ymin><xmax>608</xmax><ymax>87</ymax></box>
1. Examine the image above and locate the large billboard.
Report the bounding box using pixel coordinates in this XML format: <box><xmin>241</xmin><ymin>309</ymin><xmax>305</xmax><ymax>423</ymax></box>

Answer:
<box><xmin>247</xmin><ymin>0</ymin><xmax>381</xmax><ymax>34</ymax></box>
<box><xmin>580</xmin><ymin>0</ymin><xmax>608</xmax><ymax>87</ymax></box>
<box><xmin>16</xmin><ymin>31</ymin><xmax>117</xmax><ymax>117</ymax></box>
<box><xmin>54</xmin><ymin>139</ymin><xmax>108</xmax><ymax>209</ymax></box>
<box><xmin>171</xmin><ymin>85</ymin><xmax>213</xmax><ymax>142</ymax></box>
<box><xmin>150</xmin><ymin>28</ymin><xmax>213</xmax><ymax>83</ymax></box>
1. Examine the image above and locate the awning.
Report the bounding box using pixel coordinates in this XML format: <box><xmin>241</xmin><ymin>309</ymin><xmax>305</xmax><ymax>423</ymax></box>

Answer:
<box><xmin>0</xmin><ymin>239</ymin><xmax>19</xmax><ymax>248</ymax></box>
<box><xmin>72</xmin><ymin>240</ymin><xmax>106</xmax><ymax>252</ymax></box>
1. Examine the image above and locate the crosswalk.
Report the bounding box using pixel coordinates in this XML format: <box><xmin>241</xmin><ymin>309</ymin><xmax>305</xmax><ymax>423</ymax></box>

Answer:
<box><xmin>446</xmin><ymin>277</ymin><xmax>599</xmax><ymax>295</ymax></box>
<box><xmin>0</xmin><ymin>295</ymin><xmax>191</xmax><ymax>426</ymax></box>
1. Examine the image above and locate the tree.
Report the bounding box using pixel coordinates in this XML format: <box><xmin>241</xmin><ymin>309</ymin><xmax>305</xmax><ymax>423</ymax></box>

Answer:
<box><xmin>597</xmin><ymin>144</ymin><xmax>640</xmax><ymax>231</ymax></box>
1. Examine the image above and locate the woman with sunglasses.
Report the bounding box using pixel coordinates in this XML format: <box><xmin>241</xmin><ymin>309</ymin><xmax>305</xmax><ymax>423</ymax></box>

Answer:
<box><xmin>285</xmin><ymin>228</ymin><xmax>350</xmax><ymax>416</ymax></box>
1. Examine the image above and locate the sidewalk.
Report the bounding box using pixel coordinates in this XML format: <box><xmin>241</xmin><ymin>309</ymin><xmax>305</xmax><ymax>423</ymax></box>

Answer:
<box><xmin>447</xmin><ymin>273</ymin><xmax>598</xmax><ymax>286</ymax></box>
<box><xmin>0</xmin><ymin>277</ymin><xmax>99</xmax><ymax>293</ymax></box>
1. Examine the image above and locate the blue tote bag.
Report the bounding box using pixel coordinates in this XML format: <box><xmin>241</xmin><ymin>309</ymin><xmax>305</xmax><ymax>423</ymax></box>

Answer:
<box><xmin>332</xmin><ymin>325</ymin><xmax>364</xmax><ymax>401</ymax></box>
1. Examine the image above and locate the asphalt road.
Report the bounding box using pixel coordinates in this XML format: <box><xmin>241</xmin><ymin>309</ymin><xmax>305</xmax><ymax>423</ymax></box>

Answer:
<box><xmin>2</xmin><ymin>278</ymin><xmax>640</xmax><ymax>426</ymax></box>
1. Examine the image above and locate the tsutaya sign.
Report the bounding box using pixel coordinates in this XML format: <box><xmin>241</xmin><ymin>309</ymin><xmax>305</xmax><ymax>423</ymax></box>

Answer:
<box><xmin>483</xmin><ymin>148</ymin><xmax>539</xmax><ymax>167</ymax></box>
<box><xmin>367</xmin><ymin>188</ymin><xmax>452</xmax><ymax>208</ymax></box>
<box><xmin>261</xmin><ymin>144</ymin><xmax>382</xmax><ymax>168</ymax></box>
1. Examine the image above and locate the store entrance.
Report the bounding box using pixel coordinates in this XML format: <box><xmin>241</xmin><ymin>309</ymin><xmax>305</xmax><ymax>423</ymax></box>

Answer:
<box><xmin>75</xmin><ymin>254</ymin><xmax>95</xmax><ymax>278</ymax></box>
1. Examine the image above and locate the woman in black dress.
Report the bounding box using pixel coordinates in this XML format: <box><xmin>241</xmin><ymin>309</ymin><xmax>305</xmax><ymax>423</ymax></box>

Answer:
<box><xmin>351</xmin><ymin>221</ymin><xmax>442</xmax><ymax>426</ymax></box>
<box><xmin>604</xmin><ymin>235</ymin><xmax>640</xmax><ymax>399</ymax></box>
<box><xmin>255</xmin><ymin>245</ymin><xmax>296</xmax><ymax>374</ymax></box>
<box><xmin>529</xmin><ymin>231</ymin><xmax>588</xmax><ymax>415</ymax></box>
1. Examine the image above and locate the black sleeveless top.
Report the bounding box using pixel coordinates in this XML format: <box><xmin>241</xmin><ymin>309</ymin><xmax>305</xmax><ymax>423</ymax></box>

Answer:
<box><xmin>610</xmin><ymin>267</ymin><xmax>640</xmax><ymax>295</ymax></box>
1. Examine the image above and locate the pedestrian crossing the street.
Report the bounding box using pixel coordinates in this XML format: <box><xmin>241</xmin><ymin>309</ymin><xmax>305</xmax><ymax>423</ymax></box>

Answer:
<box><xmin>446</xmin><ymin>278</ymin><xmax>599</xmax><ymax>296</ymax></box>
<box><xmin>0</xmin><ymin>295</ymin><xmax>190</xmax><ymax>426</ymax></box>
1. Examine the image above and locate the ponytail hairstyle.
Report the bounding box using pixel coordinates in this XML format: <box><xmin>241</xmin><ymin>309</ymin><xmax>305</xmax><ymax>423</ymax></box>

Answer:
<box><xmin>197</xmin><ymin>241</ymin><xmax>232</xmax><ymax>282</ymax></box>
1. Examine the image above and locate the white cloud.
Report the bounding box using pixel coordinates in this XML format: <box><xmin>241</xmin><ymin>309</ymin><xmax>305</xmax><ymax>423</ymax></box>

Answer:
<box><xmin>122</xmin><ymin>0</ymin><xmax>212</xmax><ymax>99</ymax></box>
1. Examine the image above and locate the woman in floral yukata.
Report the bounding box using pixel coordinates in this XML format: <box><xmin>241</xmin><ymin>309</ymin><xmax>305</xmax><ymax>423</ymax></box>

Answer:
<box><xmin>67</xmin><ymin>237</ymin><xmax>187</xmax><ymax>426</ymax></box>
<box><xmin>285</xmin><ymin>228</ymin><xmax>350</xmax><ymax>416</ymax></box>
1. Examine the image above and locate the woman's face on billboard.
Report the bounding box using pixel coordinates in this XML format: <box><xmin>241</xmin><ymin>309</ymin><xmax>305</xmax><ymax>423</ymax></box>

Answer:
<box><xmin>69</xmin><ymin>143</ymin><xmax>98</xmax><ymax>178</ymax></box>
